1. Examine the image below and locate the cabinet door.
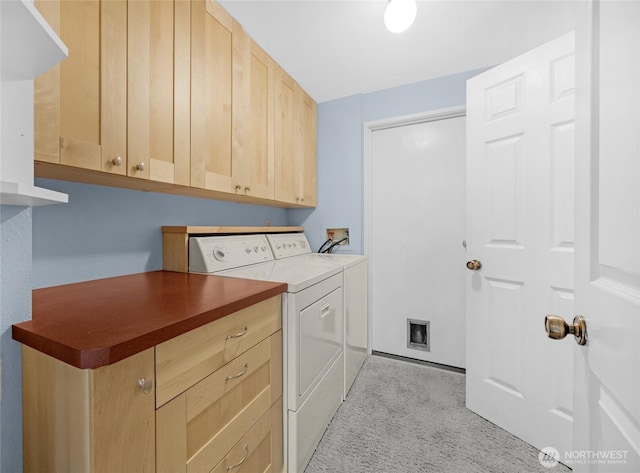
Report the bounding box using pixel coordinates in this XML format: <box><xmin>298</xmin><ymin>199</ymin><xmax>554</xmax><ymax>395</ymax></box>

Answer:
<box><xmin>34</xmin><ymin>0</ymin><xmax>126</xmax><ymax>173</ymax></box>
<box><xmin>275</xmin><ymin>68</ymin><xmax>317</xmax><ymax>207</ymax></box>
<box><xmin>63</xmin><ymin>0</ymin><xmax>127</xmax><ymax>173</ymax></box>
<box><xmin>191</xmin><ymin>0</ymin><xmax>235</xmax><ymax>192</ymax></box>
<box><xmin>274</xmin><ymin>66</ymin><xmax>297</xmax><ymax>204</ymax></box>
<box><xmin>127</xmin><ymin>0</ymin><xmax>190</xmax><ymax>184</ymax></box>
<box><xmin>232</xmin><ymin>30</ymin><xmax>275</xmax><ymax>200</ymax></box>
<box><xmin>91</xmin><ymin>348</ymin><xmax>156</xmax><ymax>473</ymax></box>
<box><xmin>34</xmin><ymin>0</ymin><xmax>61</xmax><ymax>164</ymax></box>
<box><xmin>22</xmin><ymin>347</ymin><xmax>155</xmax><ymax>473</ymax></box>
<box><xmin>295</xmin><ymin>85</ymin><xmax>317</xmax><ymax>207</ymax></box>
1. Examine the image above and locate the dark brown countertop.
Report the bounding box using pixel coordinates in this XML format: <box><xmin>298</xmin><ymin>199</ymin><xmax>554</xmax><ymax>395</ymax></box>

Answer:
<box><xmin>12</xmin><ymin>271</ymin><xmax>287</xmax><ymax>369</ymax></box>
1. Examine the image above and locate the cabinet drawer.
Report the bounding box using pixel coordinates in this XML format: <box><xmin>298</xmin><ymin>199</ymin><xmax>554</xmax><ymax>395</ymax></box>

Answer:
<box><xmin>156</xmin><ymin>331</ymin><xmax>282</xmax><ymax>473</ymax></box>
<box><xmin>209</xmin><ymin>401</ymin><xmax>273</xmax><ymax>473</ymax></box>
<box><xmin>156</xmin><ymin>296</ymin><xmax>281</xmax><ymax>407</ymax></box>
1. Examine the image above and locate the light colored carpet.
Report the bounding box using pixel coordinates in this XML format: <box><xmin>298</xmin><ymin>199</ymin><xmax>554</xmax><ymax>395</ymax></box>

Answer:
<box><xmin>305</xmin><ymin>355</ymin><xmax>571</xmax><ymax>473</ymax></box>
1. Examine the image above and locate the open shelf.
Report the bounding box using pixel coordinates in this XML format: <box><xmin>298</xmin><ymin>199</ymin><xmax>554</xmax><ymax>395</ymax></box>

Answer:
<box><xmin>1</xmin><ymin>0</ymin><xmax>68</xmax><ymax>207</ymax></box>
<box><xmin>0</xmin><ymin>181</ymin><xmax>68</xmax><ymax>206</ymax></box>
<box><xmin>1</xmin><ymin>0</ymin><xmax>68</xmax><ymax>81</ymax></box>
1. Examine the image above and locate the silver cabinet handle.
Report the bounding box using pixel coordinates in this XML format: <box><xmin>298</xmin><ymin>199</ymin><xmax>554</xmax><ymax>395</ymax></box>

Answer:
<box><xmin>112</xmin><ymin>156</ymin><xmax>122</xmax><ymax>166</ymax></box>
<box><xmin>137</xmin><ymin>378</ymin><xmax>153</xmax><ymax>394</ymax></box>
<box><xmin>225</xmin><ymin>363</ymin><xmax>249</xmax><ymax>381</ymax></box>
<box><xmin>225</xmin><ymin>326</ymin><xmax>248</xmax><ymax>340</ymax></box>
<box><xmin>136</xmin><ymin>162</ymin><xmax>145</xmax><ymax>171</ymax></box>
<box><xmin>226</xmin><ymin>445</ymin><xmax>249</xmax><ymax>471</ymax></box>
<box><xmin>244</xmin><ymin>186</ymin><xmax>250</xmax><ymax>193</ymax></box>
<box><xmin>235</xmin><ymin>184</ymin><xmax>242</xmax><ymax>191</ymax></box>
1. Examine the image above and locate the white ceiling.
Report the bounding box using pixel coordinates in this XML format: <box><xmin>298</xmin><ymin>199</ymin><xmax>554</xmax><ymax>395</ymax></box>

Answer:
<box><xmin>218</xmin><ymin>0</ymin><xmax>578</xmax><ymax>103</ymax></box>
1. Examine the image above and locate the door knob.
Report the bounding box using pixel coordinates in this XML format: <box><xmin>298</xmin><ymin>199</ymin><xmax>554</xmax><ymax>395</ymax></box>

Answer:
<box><xmin>466</xmin><ymin>260</ymin><xmax>482</xmax><ymax>270</ymax></box>
<box><xmin>544</xmin><ymin>315</ymin><xmax>587</xmax><ymax>345</ymax></box>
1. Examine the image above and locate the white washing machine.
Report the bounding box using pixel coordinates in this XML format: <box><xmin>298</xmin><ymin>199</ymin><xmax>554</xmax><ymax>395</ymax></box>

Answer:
<box><xmin>188</xmin><ymin>234</ymin><xmax>344</xmax><ymax>473</ymax></box>
<box><xmin>265</xmin><ymin>233</ymin><xmax>368</xmax><ymax>398</ymax></box>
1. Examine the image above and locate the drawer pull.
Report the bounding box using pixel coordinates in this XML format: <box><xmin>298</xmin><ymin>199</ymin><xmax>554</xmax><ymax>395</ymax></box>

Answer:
<box><xmin>225</xmin><ymin>363</ymin><xmax>249</xmax><ymax>381</ymax></box>
<box><xmin>226</xmin><ymin>445</ymin><xmax>249</xmax><ymax>471</ymax></box>
<box><xmin>321</xmin><ymin>304</ymin><xmax>331</xmax><ymax>318</ymax></box>
<box><xmin>225</xmin><ymin>326</ymin><xmax>248</xmax><ymax>340</ymax></box>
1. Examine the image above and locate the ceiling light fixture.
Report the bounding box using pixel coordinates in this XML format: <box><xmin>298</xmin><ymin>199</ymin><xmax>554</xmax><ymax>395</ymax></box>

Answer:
<box><xmin>384</xmin><ymin>0</ymin><xmax>417</xmax><ymax>34</ymax></box>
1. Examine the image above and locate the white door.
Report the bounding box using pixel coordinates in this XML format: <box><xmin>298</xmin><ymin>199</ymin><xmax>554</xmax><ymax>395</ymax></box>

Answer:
<box><xmin>370</xmin><ymin>114</ymin><xmax>467</xmax><ymax>368</ymax></box>
<box><xmin>466</xmin><ymin>32</ymin><xmax>575</xmax><ymax>455</ymax></box>
<box><xmin>570</xmin><ymin>1</ymin><xmax>640</xmax><ymax>471</ymax></box>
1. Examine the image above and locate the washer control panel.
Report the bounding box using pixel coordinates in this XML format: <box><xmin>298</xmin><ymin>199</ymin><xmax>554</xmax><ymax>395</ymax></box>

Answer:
<box><xmin>189</xmin><ymin>235</ymin><xmax>273</xmax><ymax>273</ymax></box>
<box><xmin>266</xmin><ymin>233</ymin><xmax>312</xmax><ymax>260</ymax></box>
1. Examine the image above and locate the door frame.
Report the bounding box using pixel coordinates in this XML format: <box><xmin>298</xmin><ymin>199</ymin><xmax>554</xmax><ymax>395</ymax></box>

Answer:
<box><xmin>363</xmin><ymin>105</ymin><xmax>467</xmax><ymax>354</ymax></box>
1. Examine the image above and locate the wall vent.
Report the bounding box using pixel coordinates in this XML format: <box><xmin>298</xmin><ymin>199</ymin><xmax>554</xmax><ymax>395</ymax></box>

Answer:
<box><xmin>407</xmin><ymin>318</ymin><xmax>430</xmax><ymax>352</ymax></box>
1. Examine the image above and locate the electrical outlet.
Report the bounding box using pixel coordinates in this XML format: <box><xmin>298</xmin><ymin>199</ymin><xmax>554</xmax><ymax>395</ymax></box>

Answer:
<box><xmin>325</xmin><ymin>228</ymin><xmax>349</xmax><ymax>246</ymax></box>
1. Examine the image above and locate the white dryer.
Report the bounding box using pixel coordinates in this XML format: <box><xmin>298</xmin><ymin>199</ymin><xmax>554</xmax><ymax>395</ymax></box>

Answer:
<box><xmin>188</xmin><ymin>234</ymin><xmax>344</xmax><ymax>473</ymax></box>
<box><xmin>265</xmin><ymin>233</ymin><xmax>368</xmax><ymax>398</ymax></box>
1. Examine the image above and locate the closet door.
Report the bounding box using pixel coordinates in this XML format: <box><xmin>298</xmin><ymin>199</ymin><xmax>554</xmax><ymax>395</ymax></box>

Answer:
<box><xmin>370</xmin><ymin>115</ymin><xmax>467</xmax><ymax>369</ymax></box>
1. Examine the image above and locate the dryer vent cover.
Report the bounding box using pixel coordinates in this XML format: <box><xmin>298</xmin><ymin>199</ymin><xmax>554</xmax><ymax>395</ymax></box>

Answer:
<box><xmin>407</xmin><ymin>318</ymin><xmax>430</xmax><ymax>352</ymax></box>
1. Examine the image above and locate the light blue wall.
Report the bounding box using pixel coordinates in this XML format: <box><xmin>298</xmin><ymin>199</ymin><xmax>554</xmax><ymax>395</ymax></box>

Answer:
<box><xmin>289</xmin><ymin>68</ymin><xmax>488</xmax><ymax>254</ymax></box>
<box><xmin>0</xmin><ymin>206</ymin><xmax>32</xmax><ymax>473</ymax></box>
<box><xmin>32</xmin><ymin>178</ymin><xmax>288</xmax><ymax>288</ymax></box>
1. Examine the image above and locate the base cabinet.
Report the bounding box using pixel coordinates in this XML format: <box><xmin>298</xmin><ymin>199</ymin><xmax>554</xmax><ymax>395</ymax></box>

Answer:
<box><xmin>157</xmin><ymin>333</ymin><xmax>283</xmax><ymax>473</ymax></box>
<box><xmin>22</xmin><ymin>346</ymin><xmax>156</xmax><ymax>473</ymax></box>
<box><xmin>21</xmin><ymin>296</ymin><xmax>283</xmax><ymax>473</ymax></box>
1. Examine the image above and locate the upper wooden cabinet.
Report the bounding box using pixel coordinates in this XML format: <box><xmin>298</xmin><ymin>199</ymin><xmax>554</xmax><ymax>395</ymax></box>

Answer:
<box><xmin>35</xmin><ymin>0</ymin><xmax>127</xmax><ymax>173</ymax></box>
<box><xmin>275</xmin><ymin>67</ymin><xmax>317</xmax><ymax>206</ymax></box>
<box><xmin>34</xmin><ymin>0</ymin><xmax>317</xmax><ymax>208</ymax></box>
<box><xmin>191</xmin><ymin>5</ymin><xmax>276</xmax><ymax>201</ymax></box>
<box><xmin>232</xmin><ymin>31</ymin><xmax>276</xmax><ymax>200</ymax></box>
<box><xmin>127</xmin><ymin>0</ymin><xmax>190</xmax><ymax>184</ymax></box>
<box><xmin>296</xmin><ymin>85</ymin><xmax>317</xmax><ymax>207</ymax></box>
<box><xmin>190</xmin><ymin>0</ymin><xmax>235</xmax><ymax>193</ymax></box>
<box><xmin>274</xmin><ymin>66</ymin><xmax>297</xmax><ymax>204</ymax></box>
<box><xmin>35</xmin><ymin>0</ymin><xmax>189</xmax><ymax>184</ymax></box>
